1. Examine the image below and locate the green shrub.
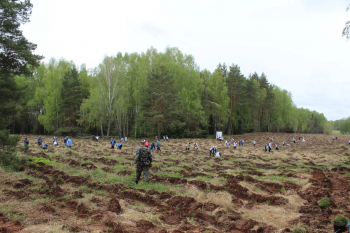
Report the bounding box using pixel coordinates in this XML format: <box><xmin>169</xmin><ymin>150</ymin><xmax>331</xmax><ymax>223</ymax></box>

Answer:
<box><xmin>318</xmin><ymin>197</ymin><xmax>330</xmax><ymax>209</ymax></box>
<box><xmin>0</xmin><ymin>151</ymin><xmax>27</xmax><ymax>171</ymax></box>
<box><xmin>293</xmin><ymin>225</ymin><xmax>307</xmax><ymax>233</ymax></box>
<box><xmin>332</xmin><ymin>215</ymin><xmax>349</xmax><ymax>226</ymax></box>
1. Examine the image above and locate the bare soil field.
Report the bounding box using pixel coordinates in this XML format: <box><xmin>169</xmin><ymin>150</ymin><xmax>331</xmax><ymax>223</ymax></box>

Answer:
<box><xmin>1</xmin><ymin>133</ymin><xmax>350</xmax><ymax>233</ymax></box>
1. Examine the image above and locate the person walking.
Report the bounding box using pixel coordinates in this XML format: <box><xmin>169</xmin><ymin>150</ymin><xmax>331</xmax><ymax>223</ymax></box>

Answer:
<box><xmin>133</xmin><ymin>141</ymin><xmax>152</xmax><ymax>184</ymax></box>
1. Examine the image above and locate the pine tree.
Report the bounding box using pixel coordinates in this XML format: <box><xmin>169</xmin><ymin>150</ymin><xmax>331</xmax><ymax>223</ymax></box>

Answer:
<box><xmin>142</xmin><ymin>65</ymin><xmax>181</xmax><ymax>139</ymax></box>
<box><xmin>61</xmin><ymin>66</ymin><xmax>83</xmax><ymax>127</ymax></box>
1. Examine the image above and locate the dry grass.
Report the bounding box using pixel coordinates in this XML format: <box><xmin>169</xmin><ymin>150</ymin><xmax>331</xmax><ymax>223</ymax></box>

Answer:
<box><xmin>0</xmin><ymin>133</ymin><xmax>349</xmax><ymax>232</ymax></box>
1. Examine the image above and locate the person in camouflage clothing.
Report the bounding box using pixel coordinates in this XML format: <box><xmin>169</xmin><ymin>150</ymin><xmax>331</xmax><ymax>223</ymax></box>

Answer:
<box><xmin>133</xmin><ymin>141</ymin><xmax>153</xmax><ymax>184</ymax></box>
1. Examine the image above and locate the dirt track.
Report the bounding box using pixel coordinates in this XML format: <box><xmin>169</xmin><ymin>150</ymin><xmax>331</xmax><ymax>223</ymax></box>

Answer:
<box><xmin>0</xmin><ymin>133</ymin><xmax>350</xmax><ymax>232</ymax></box>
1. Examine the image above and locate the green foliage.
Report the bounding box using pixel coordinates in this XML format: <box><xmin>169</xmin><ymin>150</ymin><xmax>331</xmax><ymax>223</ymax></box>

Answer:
<box><xmin>0</xmin><ymin>0</ymin><xmax>43</xmax><ymax>76</ymax></box>
<box><xmin>0</xmin><ymin>150</ymin><xmax>27</xmax><ymax>171</ymax></box>
<box><xmin>5</xmin><ymin>41</ymin><xmax>330</xmax><ymax>137</ymax></box>
<box><xmin>318</xmin><ymin>197</ymin><xmax>330</xmax><ymax>209</ymax></box>
<box><xmin>54</xmin><ymin>126</ymin><xmax>82</xmax><ymax>137</ymax></box>
<box><xmin>0</xmin><ymin>130</ymin><xmax>20</xmax><ymax>151</ymax></box>
<box><xmin>30</xmin><ymin>157</ymin><xmax>55</xmax><ymax>166</ymax></box>
<box><xmin>293</xmin><ymin>225</ymin><xmax>307</xmax><ymax>233</ymax></box>
<box><xmin>332</xmin><ymin>214</ymin><xmax>349</xmax><ymax>226</ymax></box>
<box><xmin>338</xmin><ymin>117</ymin><xmax>350</xmax><ymax>135</ymax></box>
<box><xmin>61</xmin><ymin>66</ymin><xmax>83</xmax><ymax>127</ymax></box>
<box><xmin>324</xmin><ymin>122</ymin><xmax>333</xmax><ymax>135</ymax></box>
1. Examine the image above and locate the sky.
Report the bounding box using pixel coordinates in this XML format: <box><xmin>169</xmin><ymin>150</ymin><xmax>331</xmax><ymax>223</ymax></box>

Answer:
<box><xmin>21</xmin><ymin>0</ymin><xmax>350</xmax><ymax>121</ymax></box>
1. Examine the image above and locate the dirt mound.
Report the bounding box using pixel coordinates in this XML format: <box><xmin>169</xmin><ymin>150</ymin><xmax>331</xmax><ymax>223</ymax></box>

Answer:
<box><xmin>72</xmin><ymin>191</ymin><xmax>84</xmax><ymax>199</ymax></box>
<box><xmin>62</xmin><ymin>224</ymin><xmax>81</xmax><ymax>232</ymax></box>
<box><xmin>0</xmin><ymin>220</ymin><xmax>23</xmax><ymax>232</ymax></box>
<box><xmin>12</xmin><ymin>179</ymin><xmax>32</xmax><ymax>189</ymax></box>
<box><xmin>136</xmin><ymin>219</ymin><xmax>156</xmax><ymax>230</ymax></box>
<box><xmin>81</xmin><ymin>163</ymin><xmax>97</xmax><ymax>170</ymax></box>
<box><xmin>3</xmin><ymin>190</ymin><xmax>29</xmax><ymax>199</ymax></box>
<box><xmin>49</xmin><ymin>186</ymin><xmax>65</xmax><ymax>197</ymax></box>
<box><xmin>102</xmin><ymin>167</ymin><xmax>115</xmax><ymax>173</ymax></box>
<box><xmin>117</xmin><ymin>170</ymin><xmax>132</xmax><ymax>176</ymax></box>
<box><xmin>68</xmin><ymin>159</ymin><xmax>80</xmax><ymax>167</ymax></box>
<box><xmin>188</xmin><ymin>180</ymin><xmax>207</xmax><ymax>190</ymax></box>
<box><xmin>66</xmin><ymin>176</ymin><xmax>89</xmax><ymax>186</ymax></box>
<box><xmin>146</xmin><ymin>190</ymin><xmax>160</xmax><ymax>195</ymax></box>
<box><xmin>39</xmin><ymin>203</ymin><xmax>56</xmax><ymax>213</ymax></box>
<box><xmin>159</xmin><ymin>192</ymin><xmax>172</xmax><ymax>199</ymax></box>
<box><xmin>108</xmin><ymin>197</ymin><xmax>122</xmax><ymax>213</ymax></box>
<box><xmin>246</xmin><ymin>170</ymin><xmax>265</xmax><ymax>176</ymax></box>
<box><xmin>153</xmin><ymin>175</ymin><xmax>187</xmax><ymax>184</ymax></box>
<box><xmin>93</xmin><ymin>157</ymin><xmax>118</xmax><ymax>166</ymax></box>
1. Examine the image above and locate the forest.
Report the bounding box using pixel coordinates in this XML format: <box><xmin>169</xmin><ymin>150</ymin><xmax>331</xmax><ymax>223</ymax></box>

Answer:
<box><xmin>6</xmin><ymin>47</ymin><xmax>327</xmax><ymax>139</ymax></box>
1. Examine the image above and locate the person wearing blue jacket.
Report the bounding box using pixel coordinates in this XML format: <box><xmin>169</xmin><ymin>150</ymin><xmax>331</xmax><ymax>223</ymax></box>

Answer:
<box><xmin>156</xmin><ymin>140</ymin><xmax>161</xmax><ymax>152</ymax></box>
<box><xmin>111</xmin><ymin>138</ymin><xmax>116</xmax><ymax>149</ymax></box>
<box><xmin>116</xmin><ymin>143</ymin><xmax>122</xmax><ymax>149</ymax></box>
<box><xmin>37</xmin><ymin>136</ymin><xmax>42</xmax><ymax>146</ymax></box>
<box><xmin>64</xmin><ymin>136</ymin><xmax>68</xmax><ymax>148</ymax></box>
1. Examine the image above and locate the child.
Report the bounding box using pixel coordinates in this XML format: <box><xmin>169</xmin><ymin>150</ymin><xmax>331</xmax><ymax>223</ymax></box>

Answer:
<box><xmin>117</xmin><ymin>143</ymin><xmax>122</xmax><ymax>149</ymax></box>
<box><xmin>233</xmin><ymin>142</ymin><xmax>237</xmax><ymax>150</ymax></box>
<box><xmin>275</xmin><ymin>144</ymin><xmax>279</xmax><ymax>150</ymax></box>
<box><xmin>111</xmin><ymin>138</ymin><xmax>116</xmax><ymax>149</ymax></box>
<box><xmin>186</xmin><ymin>143</ymin><xmax>190</xmax><ymax>151</ymax></box>
<box><xmin>37</xmin><ymin>136</ymin><xmax>42</xmax><ymax>147</ymax></box>
<box><xmin>253</xmin><ymin>140</ymin><xmax>256</xmax><ymax>146</ymax></box>
<box><xmin>156</xmin><ymin>140</ymin><xmax>161</xmax><ymax>152</ymax></box>
<box><xmin>42</xmin><ymin>143</ymin><xmax>48</xmax><ymax>149</ymax></box>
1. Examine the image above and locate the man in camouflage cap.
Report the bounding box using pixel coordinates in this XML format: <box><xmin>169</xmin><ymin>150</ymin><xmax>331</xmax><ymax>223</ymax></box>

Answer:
<box><xmin>133</xmin><ymin>141</ymin><xmax>153</xmax><ymax>184</ymax></box>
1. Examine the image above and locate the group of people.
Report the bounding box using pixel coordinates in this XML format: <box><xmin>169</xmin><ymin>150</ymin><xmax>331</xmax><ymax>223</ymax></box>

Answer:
<box><xmin>110</xmin><ymin>138</ymin><xmax>123</xmax><ymax>149</ymax></box>
<box><xmin>25</xmin><ymin>135</ymin><xmax>72</xmax><ymax>150</ymax></box>
<box><xmin>185</xmin><ymin>142</ymin><xmax>199</xmax><ymax>152</ymax></box>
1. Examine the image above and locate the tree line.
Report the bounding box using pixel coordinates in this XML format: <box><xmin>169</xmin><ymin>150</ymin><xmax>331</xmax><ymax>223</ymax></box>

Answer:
<box><xmin>7</xmin><ymin>47</ymin><xmax>327</xmax><ymax>139</ymax></box>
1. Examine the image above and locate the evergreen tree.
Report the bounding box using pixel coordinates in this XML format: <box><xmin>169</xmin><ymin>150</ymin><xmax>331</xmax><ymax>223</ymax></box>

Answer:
<box><xmin>61</xmin><ymin>66</ymin><xmax>83</xmax><ymax>127</ymax></box>
<box><xmin>142</xmin><ymin>64</ymin><xmax>182</xmax><ymax>139</ymax></box>
<box><xmin>0</xmin><ymin>0</ymin><xmax>43</xmax><ymax>76</ymax></box>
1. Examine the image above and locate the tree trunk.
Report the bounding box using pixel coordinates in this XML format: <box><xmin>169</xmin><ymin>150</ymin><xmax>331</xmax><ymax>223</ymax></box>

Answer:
<box><xmin>100</xmin><ymin>123</ymin><xmax>104</xmax><ymax>139</ymax></box>
<box><xmin>158</xmin><ymin>121</ymin><xmax>161</xmax><ymax>140</ymax></box>
<box><xmin>135</xmin><ymin>103</ymin><xmax>138</xmax><ymax>138</ymax></box>
<box><xmin>107</xmin><ymin>115</ymin><xmax>111</xmax><ymax>138</ymax></box>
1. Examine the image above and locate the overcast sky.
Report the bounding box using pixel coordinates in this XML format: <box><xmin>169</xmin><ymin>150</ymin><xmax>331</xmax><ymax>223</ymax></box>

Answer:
<box><xmin>21</xmin><ymin>0</ymin><xmax>350</xmax><ymax>121</ymax></box>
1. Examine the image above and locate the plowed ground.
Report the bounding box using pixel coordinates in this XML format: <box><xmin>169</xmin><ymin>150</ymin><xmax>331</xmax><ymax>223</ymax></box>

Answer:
<box><xmin>1</xmin><ymin>133</ymin><xmax>350</xmax><ymax>233</ymax></box>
